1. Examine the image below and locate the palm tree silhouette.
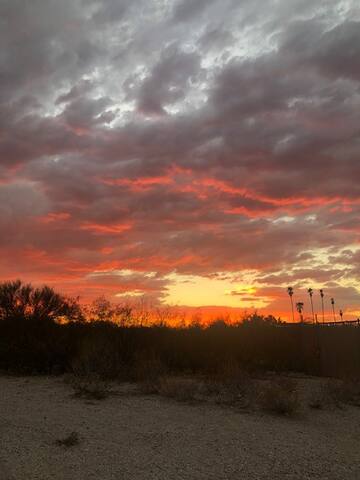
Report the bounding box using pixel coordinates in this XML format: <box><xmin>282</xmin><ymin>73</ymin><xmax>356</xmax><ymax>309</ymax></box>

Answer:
<box><xmin>320</xmin><ymin>289</ymin><xmax>325</xmax><ymax>323</ymax></box>
<box><xmin>331</xmin><ymin>297</ymin><xmax>336</xmax><ymax>322</ymax></box>
<box><xmin>339</xmin><ymin>309</ymin><xmax>343</xmax><ymax>322</ymax></box>
<box><xmin>296</xmin><ymin>302</ymin><xmax>304</xmax><ymax>323</ymax></box>
<box><xmin>287</xmin><ymin>287</ymin><xmax>295</xmax><ymax>322</ymax></box>
<box><xmin>308</xmin><ymin>288</ymin><xmax>315</xmax><ymax>323</ymax></box>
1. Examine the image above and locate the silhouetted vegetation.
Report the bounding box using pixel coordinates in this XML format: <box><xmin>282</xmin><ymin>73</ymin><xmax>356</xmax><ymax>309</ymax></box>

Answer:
<box><xmin>0</xmin><ymin>280</ymin><xmax>360</xmax><ymax>380</ymax></box>
<box><xmin>0</xmin><ymin>280</ymin><xmax>83</xmax><ymax>323</ymax></box>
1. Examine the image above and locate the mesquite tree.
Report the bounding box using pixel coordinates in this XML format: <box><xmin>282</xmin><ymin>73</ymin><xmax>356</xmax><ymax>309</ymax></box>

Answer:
<box><xmin>0</xmin><ymin>280</ymin><xmax>82</xmax><ymax>323</ymax></box>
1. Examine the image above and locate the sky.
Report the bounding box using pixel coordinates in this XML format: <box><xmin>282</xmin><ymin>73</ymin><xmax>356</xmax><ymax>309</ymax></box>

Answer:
<box><xmin>1</xmin><ymin>0</ymin><xmax>360</xmax><ymax>321</ymax></box>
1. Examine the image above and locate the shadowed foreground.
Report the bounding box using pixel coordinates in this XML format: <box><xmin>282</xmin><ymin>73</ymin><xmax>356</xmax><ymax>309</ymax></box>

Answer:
<box><xmin>1</xmin><ymin>376</ymin><xmax>360</xmax><ymax>479</ymax></box>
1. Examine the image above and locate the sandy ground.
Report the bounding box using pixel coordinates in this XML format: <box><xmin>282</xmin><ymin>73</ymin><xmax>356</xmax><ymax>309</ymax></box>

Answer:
<box><xmin>0</xmin><ymin>376</ymin><xmax>360</xmax><ymax>480</ymax></box>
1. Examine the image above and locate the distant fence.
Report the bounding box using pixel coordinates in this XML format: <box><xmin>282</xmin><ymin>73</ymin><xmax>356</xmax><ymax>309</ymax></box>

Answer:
<box><xmin>282</xmin><ymin>319</ymin><xmax>360</xmax><ymax>327</ymax></box>
<box><xmin>321</xmin><ymin>319</ymin><xmax>360</xmax><ymax>326</ymax></box>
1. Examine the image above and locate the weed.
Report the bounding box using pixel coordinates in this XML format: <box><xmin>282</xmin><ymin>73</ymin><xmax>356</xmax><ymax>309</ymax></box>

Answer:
<box><xmin>55</xmin><ymin>431</ymin><xmax>80</xmax><ymax>448</ymax></box>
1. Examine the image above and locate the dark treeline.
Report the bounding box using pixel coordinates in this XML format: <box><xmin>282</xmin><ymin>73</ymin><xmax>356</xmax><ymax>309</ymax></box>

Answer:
<box><xmin>0</xmin><ymin>280</ymin><xmax>359</xmax><ymax>378</ymax></box>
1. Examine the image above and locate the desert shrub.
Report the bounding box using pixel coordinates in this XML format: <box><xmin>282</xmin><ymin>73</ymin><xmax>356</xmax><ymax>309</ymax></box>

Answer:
<box><xmin>308</xmin><ymin>380</ymin><xmax>343</xmax><ymax>410</ymax></box>
<box><xmin>55</xmin><ymin>431</ymin><xmax>81</xmax><ymax>448</ymax></box>
<box><xmin>131</xmin><ymin>350</ymin><xmax>166</xmax><ymax>382</ymax></box>
<box><xmin>156</xmin><ymin>376</ymin><xmax>201</xmax><ymax>403</ymax></box>
<box><xmin>257</xmin><ymin>377</ymin><xmax>300</xmax><ymax>416</ymax></box>
<box><xmin>132</xmin><ymin>350</ymin><xmax>167</xmax><ymax>394</ymax></box>
<box><xmin>203</xmin><ymin>361</ymin><xmax>253</xmax><ymax>406</ymax></box>
<box><xmin>308</xmin><ymin>386</ymin><xmax>329</xmax><ymax>410</ymax></box>
<box><xmin>67</xmin><ymin>374</ymin><xmax>111</xmax><ymax>400</ymax></box>
<box><xmin>71</xmin><ymin>330</ymin><xmax>123</xmax><ymax>379</ymax></box>
<box><xmin>0</xmin><ymin>316</ymin><xmax>70</xmax><ymax>374</ymax></box>
<box><xmin>340</xmin><ymin>378</ymin><xmax>360</xmax><ymax>406</ymax></box>
<box><xmin>312</xmin><ymin>378</ymin><xmax>360</xmax><ymax>409</ymax></box>
<box><xmin>144</xmin><ymin>362</ymin><xmax>254</xmax><ymax>407</ymax></box>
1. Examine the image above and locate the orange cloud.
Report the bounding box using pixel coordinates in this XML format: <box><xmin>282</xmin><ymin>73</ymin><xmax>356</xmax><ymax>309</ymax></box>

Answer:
<box><xmin>80</xmin><ymin>222</ymin><xmax>133</xmax><ymax>234</ymax></box>
<box><xmin>38</xmin><ymin>212</ymin><xmax>71</xmax><ymax>224</ymax></box>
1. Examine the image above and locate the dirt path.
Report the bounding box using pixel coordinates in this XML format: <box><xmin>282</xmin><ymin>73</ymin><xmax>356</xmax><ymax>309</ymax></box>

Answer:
<box><xmin>0</xmin><ymin>376</ymin><xmax>360</xmax><ymax>480</ymax></box>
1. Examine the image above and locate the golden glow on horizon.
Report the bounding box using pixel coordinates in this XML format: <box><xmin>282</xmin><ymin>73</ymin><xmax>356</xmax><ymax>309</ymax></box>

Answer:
<box><xmin>85</xmin><ymin>258</ymin><xmax>360</xmax><ymax>321</ymax></box>
<box><xmin>164</xmin><ymin>273</ymin><xmax>270</xmax><ymax>308</ymax></box>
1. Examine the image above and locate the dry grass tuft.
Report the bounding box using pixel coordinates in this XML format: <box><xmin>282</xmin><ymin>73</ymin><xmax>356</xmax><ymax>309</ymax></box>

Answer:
<box><xmin>55</xmin><ymin>431</ymin><xmax>80</xmax><ymax>448</ymax></box>
<box><xmin>67</xmin><ymin>374</ymin><xmax>111</xmax><ymax>401</ymax></box>
<box><xmin>156</xmin><ymin>376</ymin><xmax>201</xmax><ymax>403</ymax></box>
<box><xmin>140</xmin><ymin>362</ymin><xmax>255</xmax><ymax>407</ymax></box>
<box><xmin>257</xmin><ymin>377</ymin><xmax>300</xmax><ymax>416</ymax></box>
<box><xmin>308</xmin><ymin>387</ymin><xmax>328</xmax><ymax>410</ymax></box>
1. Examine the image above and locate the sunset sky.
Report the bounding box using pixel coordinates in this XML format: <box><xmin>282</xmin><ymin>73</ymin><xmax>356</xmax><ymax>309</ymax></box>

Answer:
<box><xmin>1</xmin><ymin>0</ymin><xmax>360</xmax><ymax>321</ymax></box>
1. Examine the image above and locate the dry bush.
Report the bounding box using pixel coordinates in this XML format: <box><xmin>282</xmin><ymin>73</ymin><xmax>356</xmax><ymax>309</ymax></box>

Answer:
<box><xmin>148</xmin><ymin>363</ymin><xmax>254</xmax><ymax>407</ymax></box>
<box><xmin>308</xmin><ymin>387</ymin><xmax>329</xmax><ymax>410</ymax></box>
<box><xmin>312</xmin><ymin>378</ymin><xmax>360</xmax><ymax>409</ymax></box>
<box><xmin>202</xmin><ymin>361</ymin><xmax>254</xmax><ymax>407</ymax></box>
<box><xmin>156</xmin><ymin>376</ymin><xmax>201</xmax><ymax>403</ymax></box>
<box><xmin>132</xmin><ymin>351</ymin><xmax>167</xmax><ymax>394</ymax></box>
<box><xmin>71</xmin><ymin>335</ymin><xmax>123</xmax><ymax>379</ymax></box>
<box><xmin>341</xmin><ymin>378</ymin><xmax>360</xmax><ymax>406</ymax></box>
<box><xmin>257</xmin><ymin>377</ymin><xmax>300</xmax><ymax>416</ymax></box>
<box><xmin>139</xmin><ymin>360</ymin><xmax>255</xmax><ymax>407</ymax></box>
<box><xmin>308</xmin><ymin>380</ymin><xmax>342</xmax><ymax>410</ymax></box>
<box><xmin>55</xmin><ymin>431</ymin><xmax>80</xmax><ymax>448</ymax></box>
<box><xmin>67</xmin><ymin>374</ymin><xmax>111</xmax><ymax>400</ymax></box>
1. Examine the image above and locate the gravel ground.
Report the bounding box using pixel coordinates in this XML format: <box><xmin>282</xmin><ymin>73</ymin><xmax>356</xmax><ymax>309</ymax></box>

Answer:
<box><xmin>0</xmin><ymin>376</ymin><xmax>360</xmax><ymax>480</ymax></box>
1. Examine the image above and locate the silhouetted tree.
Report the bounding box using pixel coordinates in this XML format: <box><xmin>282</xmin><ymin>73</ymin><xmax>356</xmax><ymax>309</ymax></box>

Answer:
<box><xmin>331</xmin><ymin>297</ymin><xmax>336</xmax><ymax>322</ymax></box>
<box><xmin>84</xmin><ymin>296</ymin><xmax>133</xmax><ymax>325</ymax></box>
<box><xmin>308</xmin><ymin>288</ymin><xmax>315</xmax><ymax>323</ymax></box>
<box><xmin>287</xmin><ymin>287</ymin><xmax>295</xmax><ymax>322</ymax></box>
<box><xmin>296</xmin><ymin>302</ymin><xmax>304</xmax><ymax>323</ymax></box>
<box><xmin>319</xmin><ymin>289</ymin><xmax>325</xmax><ymax>323</ymax></box>
<box><xmin>0</xmin><ymin>280</ymin><xmax>82</xmax><ymax>323</ymax></box>
<box><xmin>86</xmin><ymin>296</ymin><xmax>113</xmax><ymax>322</ymax></box>
<box><xmin>242</xmin><ymin>313</ymin><xmax>283</xmax><ymax>326</ymax></box>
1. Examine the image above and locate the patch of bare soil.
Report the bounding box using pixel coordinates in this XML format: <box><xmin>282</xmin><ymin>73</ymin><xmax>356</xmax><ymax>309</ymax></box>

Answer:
<box><xmin>0</xmin><ymin>376</ymin><xmax>360</xmax><ymax>479</ymax></box>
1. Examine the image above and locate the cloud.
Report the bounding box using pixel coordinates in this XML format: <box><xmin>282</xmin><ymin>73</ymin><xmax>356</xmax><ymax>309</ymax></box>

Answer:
<box><xmin>280</xmin><ymin>20</ymin><xmax>360</xmax><ymax>81</ymax></box>
<box><xmin>172</xmin><ymin>0</ymin><xmax>215</xmax><ymax>23</ymax></box>
<box><xmin>0</xmin><ymin>0</ymin><xmax>359</xmax><ymax>317</ymax></box>
<box><xmin>135</xmin><ymin>46</ymin><xmax>202</xmax><ymax>115</ymax></box>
